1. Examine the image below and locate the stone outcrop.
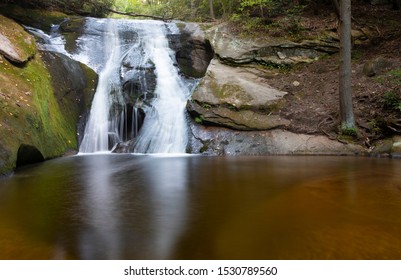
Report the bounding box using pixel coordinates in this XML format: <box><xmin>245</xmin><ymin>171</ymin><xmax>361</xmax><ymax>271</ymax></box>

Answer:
<box><xmin>0</xmin><ymin>15</ymin><xmax>97</xmax><ymax>175</ymax></box>
<box><xmin>363</xmin><ymin>57</ymin><xmax>391</xmax><ymax>77</ymax></box>
<box><xmin>41</xmin><ymin>51</ymin><xmax>97</xmax><ymax>144</ymax></box>
<box><xmin>186</xmin><ymin>22</ymin><xmax>369</xmax><ymax>155</ymax></box>
<box><xmin>187</xmin><ymin>59</ymin><xmax>289</xmax><ymax>130</ymax></box>
<box><xmin>168</xmin><ymin>22</ymin><xmax>214</xmax><ymax>78</ymax></box>
<box><xmin>188</xmin><ymin>122</ymin><xmax>365</xmax><ymax>156</ymax></box>
<box><xmin>371</xmin><ymin>136</ymin><xmax>401</xmax><ymax>158</ymax></box>
<box><xmin>0</xmin><ymin>14</ymin><xmax>36</xmax><ymax>64</ymax></box>
<box><xmin>205</xmin><ymin>22</ymin><xmax>339</xmax><ymax>66</ymax></box>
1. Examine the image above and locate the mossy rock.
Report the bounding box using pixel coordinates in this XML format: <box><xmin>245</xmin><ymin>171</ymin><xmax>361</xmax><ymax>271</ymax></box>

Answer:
<box><xmin>0</xmin><ymin>14</ymin><xmax>36</xmax><ymax>64</ymax></box>
<box><xmin>0</xmin><ymin>4</ymin><xmax>69</xmax><ymax>32</ymax></box>
<box><xmin>0</xmin><ymin>16</ymin><xmax>97</xmax><ymax>175</ymax></box>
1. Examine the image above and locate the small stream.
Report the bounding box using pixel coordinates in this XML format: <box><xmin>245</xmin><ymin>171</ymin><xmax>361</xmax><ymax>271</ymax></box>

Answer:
<box><xmin>1</xmin><ymin>155</ymin><xmax>401</xmax><ymax>259</ymax></box>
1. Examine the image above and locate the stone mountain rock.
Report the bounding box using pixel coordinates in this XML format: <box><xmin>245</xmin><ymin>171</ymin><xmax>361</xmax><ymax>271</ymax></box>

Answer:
<box><xmin>168</xmin><ymin>22</ymin><xmax>214</xmax><ymax>78</ymax></box>
<box><xmin>187</xmin><ymin>59</ymin><xmax>290</xmax><ymax>130</ymax></box>
<box><xmin>205</xmin><ymin>22</ymin><xmax>339</xmax><ymax>66</ymax></box>
<box><xmin>188</xmin><ymin>122</ymin><xmax>365</xmax><ymax>156</ymax></box>
<box><xmin>0</xmin><ymin>14</ymin><xmax>36</xmax><ymax>64</ymax></box>
<box><xmin>363</xmin><ymin>57</ymin><xmax>391</xmax><ymax>77</ymax></box>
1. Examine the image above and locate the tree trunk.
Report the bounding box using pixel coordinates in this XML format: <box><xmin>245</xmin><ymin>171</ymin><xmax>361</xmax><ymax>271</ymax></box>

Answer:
<box><xmin>339</xmin><ymin>0</ymin><xmax>356</xmax><ymax>131</ymax></box>
<box><xmin>331</xmin><ymin>0</ymin><xmax>340</xmax><ymax>17</ymax></box>
<box><xmin>209</xmin><ymin>0</ymin><xmax>215</xmax><ymax>20</ymax></box>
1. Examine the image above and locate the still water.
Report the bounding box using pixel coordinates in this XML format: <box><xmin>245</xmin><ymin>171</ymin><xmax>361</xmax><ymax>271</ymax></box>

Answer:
<box><xmin>0</xmin><ymin>155</ymin><xmax>401</xmax><ymax>259</ymax></box>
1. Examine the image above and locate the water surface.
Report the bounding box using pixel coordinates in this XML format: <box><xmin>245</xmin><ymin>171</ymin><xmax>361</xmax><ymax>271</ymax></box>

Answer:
<box><xmin>0</xmin><ymin>155</ymin><xmax>401</xmax><ymax>259</ymax></box>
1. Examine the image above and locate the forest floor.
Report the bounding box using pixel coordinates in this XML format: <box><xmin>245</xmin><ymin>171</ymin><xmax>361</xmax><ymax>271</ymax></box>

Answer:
<box><xmin>233</xmin><ymin>2</ymin><xmax>401</xmax><ymax>148</ymax></box>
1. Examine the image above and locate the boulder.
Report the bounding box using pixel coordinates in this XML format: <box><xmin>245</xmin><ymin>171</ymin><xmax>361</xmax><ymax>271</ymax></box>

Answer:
<box><xmin>187</xmin><ymin>59</ymin><xmax>289</xmax><ymax>130</ymax></box>
<box><xmin>363</xmin><ymin>57</ymin><xmax>391</xmax><ymax>77</ymax></box>
<box><xmin>0</xmin><ymin>14</ymin><xmax>36</xmax><ymax>64</ymax></box>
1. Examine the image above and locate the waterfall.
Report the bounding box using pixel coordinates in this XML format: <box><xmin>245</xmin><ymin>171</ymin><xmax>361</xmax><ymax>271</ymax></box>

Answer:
<box><xmin>131</xmin><ymin>23</ymin><xmax>191</xmax><ymax>153</ymax></box>
<box><xmin>73</xmin><ymin>19</ymin><xmax>193</xmax><ymax>154</ymax></box>
<box><xmin>79</xmin><ymin>20</ymin><xmax>122</xmax><ymax>153</ymax></box>
<box><xmin>25</xmin><ymin>18</ymin><xmax>197</xmax><ymax>154</ymax></box>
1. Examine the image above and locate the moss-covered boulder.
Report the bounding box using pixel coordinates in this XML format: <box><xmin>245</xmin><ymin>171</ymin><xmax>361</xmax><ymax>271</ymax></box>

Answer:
<box><xmin>187</xmin><ymin>59</ymin><xmax>290</xmax><ymax>130</ymax></box>
<box><xmin>0</xmin><ymin>14</ymin><xmax>36</xmax><ymax>64</ymax></box>
<box><xmin>0</xmin><ymin>15</ymin><xmax>96</xmax><ymax>175</ymax></box>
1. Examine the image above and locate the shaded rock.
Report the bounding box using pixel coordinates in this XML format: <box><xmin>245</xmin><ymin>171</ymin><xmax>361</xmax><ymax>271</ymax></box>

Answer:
<box><xmin>391</xmin><ymin>136</ymin><xmax>401</xmax><ymax>158</ymax></box>
<box><xmin>0</xmin><ymin>15</ymin><xmax>36</xmax><ymax>64</ymax></box>
<box><xmin>40</xmin><ymin>51</ymin><xmax>97</xmax><ymax>145</ymax></box>
<box><xmin>188</xmin><ymin>122</ymin><xmax>365</xmax><ymax>156</ymax></box>
<box><xmin>363</xmin><ymin>57</ymin><xmax>391</xmax><ymax>77</ymax></box>
<box><xmin>205</xmin><ymin>22</ymin><xmax>339</xmax><ymax>66</ymax></box>
<box><xmin>187</xmin><ymin>59</ymin><xmax>289</xmax><ymax>130</ymax></box>
<box><xmin>369</xmin><ymin>136</ymin><xmax>401</xmax><ymax>158</ymax></box>
<box><xmin>16</xmin><ymin>144</ymin><xmax>44</xmax><ymax>167</ymax></box>
<box><xmin>111</xmin><ymin>140</ymin><xmax>133</xmax><ymax>153</ymax></box>
<box><xmin>0</xmin><ymin>4</ymin><xmax>69</xmax><ymax>32</ymax></box>
<box><xmin>168</xmin><ymin>22</ymin><xmax>214</xmax><ymax>78</ymax></box>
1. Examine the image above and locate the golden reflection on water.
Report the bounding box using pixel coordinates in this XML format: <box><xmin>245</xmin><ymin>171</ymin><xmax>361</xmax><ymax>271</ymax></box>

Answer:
<box><xmin>0</xmin><ymin>155</ymin><xmax>401</xmax><ymax>259</ymax></box>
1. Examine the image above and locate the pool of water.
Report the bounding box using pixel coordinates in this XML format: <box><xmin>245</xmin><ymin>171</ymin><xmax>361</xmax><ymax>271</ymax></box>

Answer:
<box><xmin>0</xmin><ymin>154</ymin><xmax>401</xmax><ymax>259</ymax></box>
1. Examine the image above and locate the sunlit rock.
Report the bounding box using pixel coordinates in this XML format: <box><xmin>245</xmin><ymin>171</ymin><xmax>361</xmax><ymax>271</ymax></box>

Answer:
<box><xmin>187</xmin><ymin>59</ymin><xmax>289</xmax><ymax>130</ymax></box>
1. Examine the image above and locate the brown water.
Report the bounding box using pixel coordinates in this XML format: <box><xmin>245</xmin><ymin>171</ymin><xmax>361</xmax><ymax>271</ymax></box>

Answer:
<box><xmin>0</xmin><ymin>154</ymin><xmax>401</xmax><ymax>260</ymax></box>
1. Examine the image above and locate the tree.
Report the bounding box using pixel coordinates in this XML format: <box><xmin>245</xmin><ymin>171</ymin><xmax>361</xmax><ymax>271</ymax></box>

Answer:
<box><xmin>338</xmin><ymin>0</ymin><xmax>356</xmax><ymax>133</ymax></box>
<box><xmin>209</xmin><ymin>0</ymin><xmax>215</xmax><ymax>19</ymax></box>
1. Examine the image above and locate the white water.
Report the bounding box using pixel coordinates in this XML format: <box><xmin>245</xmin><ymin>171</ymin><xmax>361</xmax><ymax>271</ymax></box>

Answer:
<box><xmin>25</xmin><ymin>18</ymin><xmax>195</xmax><ymax>154</ymax></box>
<box><xmin>24</xmin><ymin>20</ymin><xmax>70</xmax><ymax>55</ymax></box>
<box><xmin>75</xmin><ymin>19</ymin><xmax>193</xmax><ymax>153</ymax></box>
<box><xmin>131</xmin><ymin>23</ymin><xmax>191</xmax><ymax>153</ymax></box>
<box><xmin>79</xmin><ymin>20</ymin><xmax>122</xmax><ymax>153</ymax></box>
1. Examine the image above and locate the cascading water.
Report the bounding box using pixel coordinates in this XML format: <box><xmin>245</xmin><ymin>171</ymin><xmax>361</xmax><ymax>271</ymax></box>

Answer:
<box><xmin>79</xmin><ymin>20</ymin><xmax>122</xmax><ymax>153</ymax></box>
<box><xmin>26</xmin><ymin>17</ymin><xmax>198</xmax><ymax>154</ymax></box>
<box><xmin>74</xmin><ymin>18</ymin><xmax>194</xmax><ymax>154</ymax></box>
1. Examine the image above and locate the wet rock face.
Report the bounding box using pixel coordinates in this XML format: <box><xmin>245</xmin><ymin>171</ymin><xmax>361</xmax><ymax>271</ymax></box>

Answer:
<box><xmin>188</xmin><ymin>121</ymin><xmax>365</xmax><ymax>156</ymax></box>
<box><xmin>168</xmin><ymin>22</ymin><xmax>214</xmax><ymax>78</ymax></box>
<box><xmin>41</xmin><ymin>51</ymin><xmax>97</xmax><ymax>145</ymax></box>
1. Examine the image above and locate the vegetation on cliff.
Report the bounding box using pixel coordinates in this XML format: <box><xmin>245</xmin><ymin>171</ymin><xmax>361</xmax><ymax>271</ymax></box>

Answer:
<box><xmin>0</xmin><ymin>14</ymin><xmax>96</xmax><ymax>175</ymax></box>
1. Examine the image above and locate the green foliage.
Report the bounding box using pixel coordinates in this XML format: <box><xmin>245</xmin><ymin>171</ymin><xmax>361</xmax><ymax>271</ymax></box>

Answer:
<box><xmin>195</xmin><ymin>116</ymin><xmax>204</xmax><ymax>124</ymax></box>
<box><xmin>386</xmin><ymin>68</ymin><xmax>401</xmax><ymax>85</ymax></box>
<box><xmin>382</xmin><ymin>91</ymin><xmax>401</xmax><ymax>112</ymax></box>
<box><xmin>5</xmin><ymin>0</ymin><xmax>113</xmax><ymax>17</ymax></box>
<box><xmin>338</xmin><ymin>124</ymin><xmax>358</xmax><ymax>142</ymax></box>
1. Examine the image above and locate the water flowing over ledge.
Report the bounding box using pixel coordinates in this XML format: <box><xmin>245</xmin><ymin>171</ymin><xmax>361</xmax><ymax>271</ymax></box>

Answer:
<box><xmin>74</xmin><ymin>18</ymin><xmax>195</xmax><ymax>154</ymax></box>
<box><xmin>27</xmin><ymin>17</ymin><xmax>198</xmax><ymax>154</ymax></box>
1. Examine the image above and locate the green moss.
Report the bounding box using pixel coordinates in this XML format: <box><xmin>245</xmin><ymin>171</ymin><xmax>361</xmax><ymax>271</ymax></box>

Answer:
<box><xmin>1</xmin><ymin>4</ymin><xmax>69</xmax><ymax>32</ymax></box>
<box><xmin>195</xmin><ymin>116</ymin><xmax>203</xmax><ymax>124</ymax></box>
<box><xmin>375</xmin><ymin>67</ymin><xmax>401</xmax><ymax>86</ymax></box>
<box><xmin>0</xmin><ymin>52</ymin><xmax>78</xmax><ymax>175</ymax></box>
<box><xmin>0</xmin><ymin>15</ymin><xmax>36</xmax><ymax>62</ymax></box>
<box><xmin>176</xmin><ymin>22</ymin><xmax>186</xmax><ymax>31</ymax></box>
<box><xmin>339</xmin><ymin>125</ymin><xmax>358</xmax><ymax>141</ymax></box>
